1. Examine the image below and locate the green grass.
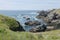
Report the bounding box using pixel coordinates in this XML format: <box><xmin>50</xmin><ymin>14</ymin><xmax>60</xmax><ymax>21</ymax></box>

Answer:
<box><xmin>37</xmin><ymin>30</ymin><xmax>60</xmax><ymax>40</ymax></box>
<box><xmin>0</xmin><ymin>15</ymin><xmax>19</xmax><ymax>29</ymax></box>
<box><xmin>0</xmin><ymin>14</ymin><xmax>60</xmax><ymax>40</ymax></box>
<box><xmin>0</xmin><ymin>29</ymin><xmax>60</xmax><ymax>40</ymax></box>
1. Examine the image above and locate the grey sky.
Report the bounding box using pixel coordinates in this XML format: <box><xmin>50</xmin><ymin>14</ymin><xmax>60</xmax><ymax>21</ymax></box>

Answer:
<box><xmin>0</xmin><ymin>0</ymin><xmax>60</xmax><ymax>10</ymax></box>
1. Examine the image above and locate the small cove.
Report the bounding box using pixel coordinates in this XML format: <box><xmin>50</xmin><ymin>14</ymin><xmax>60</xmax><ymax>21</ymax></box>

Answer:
<box><xmin>0</xmin><ymin>10</ymin><xmax>46</xmax><ymax>31</ymax></box>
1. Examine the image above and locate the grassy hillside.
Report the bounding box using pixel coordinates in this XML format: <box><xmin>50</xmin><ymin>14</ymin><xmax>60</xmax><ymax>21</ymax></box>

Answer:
<box><xmin>0</xmin><ymin>15</ymin><xmax>24</xmax><ymax>31</ymax></box>
<box><xmin>0</xmin><ymin>15</ymin><xmax>19</xmax><ymax>29</ymax></box>
<box><xmin>0</xmin><ymin>13</ymin><xmax>60</xmax><ymax>40</ymax></box>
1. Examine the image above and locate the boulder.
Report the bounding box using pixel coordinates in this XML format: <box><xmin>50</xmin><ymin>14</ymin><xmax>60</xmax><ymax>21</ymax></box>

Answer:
<box><xmin>25</xmin><ymin>20</ymin><xmax>41</xmax><ymax>26</ymax></box>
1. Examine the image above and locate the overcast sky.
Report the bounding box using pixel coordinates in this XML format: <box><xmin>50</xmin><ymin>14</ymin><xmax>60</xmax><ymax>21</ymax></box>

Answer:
<box><xmin>0</xmin><ymin>0</ymin><xmax>60</xmax><ymax>10</ymax></box>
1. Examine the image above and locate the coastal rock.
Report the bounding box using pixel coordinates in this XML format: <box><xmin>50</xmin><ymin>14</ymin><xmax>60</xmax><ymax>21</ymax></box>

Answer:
<box><xmin>25</xmin><ymin>20</ymin><xmax>41</xmax><ymax>26</ymax></box>
<box><xmin>37</xmin><ymin>10</ymin><xmax>49</xmax><ymax>17</ymax></box>
<box><xmin>36</xmin><ymin>9</ymin><xmax>60</xmax><ymax>30</ymax></box>
<box><xmin>29</xmin><ymin>24</ymin><xmax>47</xmax><ymax>32</ymax></box>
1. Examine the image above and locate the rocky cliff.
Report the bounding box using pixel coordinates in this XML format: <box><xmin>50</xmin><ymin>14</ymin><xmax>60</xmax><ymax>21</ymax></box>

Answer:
<box><xmin>36</xmin><ymin>9</ymin><xmax>60</xmax><ymax>30</ymax></box>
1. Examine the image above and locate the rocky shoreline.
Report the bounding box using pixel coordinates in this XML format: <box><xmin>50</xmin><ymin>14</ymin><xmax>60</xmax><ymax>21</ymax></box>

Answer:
<box><xmin>36</xmin><ymin>9</ymin><xmax>60</xmax><ymax>31</ymax></box>
<box><xmin>11</xmin><ymin>9</ymin><xmax>60</xmax><ymax>32</ymax></box>
<box><xmin>1</xmin><ymin>9</ymin><xmax>60</xmax><ymax>32</ymax></box>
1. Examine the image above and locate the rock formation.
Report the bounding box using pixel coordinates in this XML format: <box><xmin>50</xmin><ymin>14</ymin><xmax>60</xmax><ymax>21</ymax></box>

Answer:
<box><xmin>29</xmin><ymin>24</ymin><xmax>47</xmax><ymax>32</ymax></box>
<box><xmin>25</xmin><ymin>20</ymin><xmax>41</xmax><ymax>26</ymax></box>
<box><xmin>36</xmin><ymin>9</ymin><xmax>60</xmax><ymax>30</ymax></box>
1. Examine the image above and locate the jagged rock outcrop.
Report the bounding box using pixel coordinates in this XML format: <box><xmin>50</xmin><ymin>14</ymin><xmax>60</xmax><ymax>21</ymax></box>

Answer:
<box><xmin>36</xmin><ymin>9</ymin><xmax>60</xmax><ymax>30</ymax></box>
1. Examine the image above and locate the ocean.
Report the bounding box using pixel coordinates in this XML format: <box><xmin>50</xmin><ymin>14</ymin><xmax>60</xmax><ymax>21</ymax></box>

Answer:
<box><xmin>0</xmin><ymin>10</ymin><xmax>38</xmax><ymax>21</ymax></box>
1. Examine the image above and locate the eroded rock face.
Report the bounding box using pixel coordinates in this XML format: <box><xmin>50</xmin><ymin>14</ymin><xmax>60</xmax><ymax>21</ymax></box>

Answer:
<box><xmin>36</xmin><ymin>9</ymin><xmax>60</xmax><ymax>30</ymax></box>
